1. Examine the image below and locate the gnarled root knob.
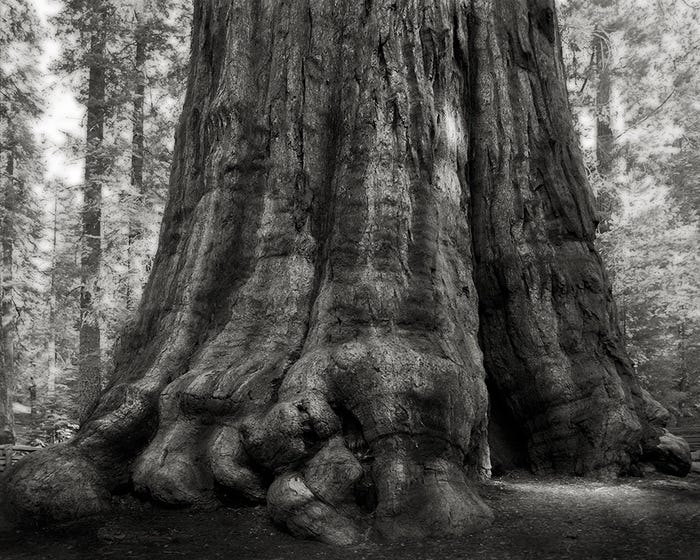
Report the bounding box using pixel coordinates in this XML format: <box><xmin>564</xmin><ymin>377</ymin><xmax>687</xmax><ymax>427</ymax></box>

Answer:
<box><xmin>267</xmin><ymin>437</ymin><xmax>366</xmax><ymax>545</ymax></box>
<box><xmin>1</xmin><ymin>444</ymin><xmax>111</xmax><ymax>525</ymax></box>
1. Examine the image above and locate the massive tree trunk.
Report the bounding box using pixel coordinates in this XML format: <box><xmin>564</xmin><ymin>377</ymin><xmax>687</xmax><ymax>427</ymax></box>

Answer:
<box><xmin>1</xmin><ymin>0</ymin><xmax>689</xmax><ymax>543</ymax></box>
<box><xmin>78</xmin><ymin>27</ymin><xmax>107</xmax><ymax>422</ymax></box>
<box><xmin>0</xmin><ymin>152</ymin><xmax>15</xmax><ymax>445</ymax></box>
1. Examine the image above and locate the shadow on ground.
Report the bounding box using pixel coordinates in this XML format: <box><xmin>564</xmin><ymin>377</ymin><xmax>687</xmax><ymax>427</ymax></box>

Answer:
<box><xmin>1</xmin><ymin>471</ymin><xmax>699</xmax><ymax>559</ymax></box>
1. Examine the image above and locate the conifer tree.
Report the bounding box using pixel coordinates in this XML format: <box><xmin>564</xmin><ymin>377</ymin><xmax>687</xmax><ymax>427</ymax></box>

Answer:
<box><xmin>0</xmin><ymin>0</ymin><xmax>43</xmax><ymax>443</ymax></box>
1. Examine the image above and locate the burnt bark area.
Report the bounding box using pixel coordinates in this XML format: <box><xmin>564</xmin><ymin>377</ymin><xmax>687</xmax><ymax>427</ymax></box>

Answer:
<box><xmin>1</xmin><ymin>0</ymin><xmax>689</xmax><ymax>544</ymax></box>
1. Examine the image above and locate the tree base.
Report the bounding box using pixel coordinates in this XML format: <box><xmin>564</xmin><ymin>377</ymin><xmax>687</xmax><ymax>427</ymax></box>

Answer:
<box><xmin>2</xmin><ymin>438</ymin><xmax>493</xmax><ymax>545</ymax></box>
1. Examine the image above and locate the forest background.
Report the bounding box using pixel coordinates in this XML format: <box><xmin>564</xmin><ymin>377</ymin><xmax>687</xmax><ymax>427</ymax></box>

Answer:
<box><xmin>0</xmin><ymin>0</ymin><xmax>698</xmax><ymax>446</ymax></box>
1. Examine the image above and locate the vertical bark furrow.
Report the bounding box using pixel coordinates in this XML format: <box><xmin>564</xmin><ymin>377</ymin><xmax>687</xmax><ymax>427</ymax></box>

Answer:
<box><xmin>470</xmin><ymin>0</ymin><xmax>643</xmax><ymax>475</ymax></box>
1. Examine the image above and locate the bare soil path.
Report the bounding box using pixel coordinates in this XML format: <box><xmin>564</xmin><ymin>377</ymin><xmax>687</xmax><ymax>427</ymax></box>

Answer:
<box><xmin>1</xmin><ymin>471</ymin><xmax>698</xmax><ymax>560</ymax></box>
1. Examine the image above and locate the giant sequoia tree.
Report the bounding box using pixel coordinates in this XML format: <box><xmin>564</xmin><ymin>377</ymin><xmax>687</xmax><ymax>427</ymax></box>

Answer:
<box><xmin>2</xmin><ymin>0</ymin><xmax>690</xmax><ymax>544</ymax></box>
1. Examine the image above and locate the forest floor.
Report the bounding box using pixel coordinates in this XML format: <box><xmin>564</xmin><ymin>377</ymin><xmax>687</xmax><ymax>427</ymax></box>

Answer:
<box><xmin>1</xmin><ymin>470</ymin><xmax>699</xmax><ymax>560</ymax></box>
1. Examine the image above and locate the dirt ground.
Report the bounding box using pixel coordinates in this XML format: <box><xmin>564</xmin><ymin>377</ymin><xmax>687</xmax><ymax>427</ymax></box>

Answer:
<box><xmin>1</xmin><ymin>471</ymin><xmax>699</xmax><ymax>560</ymax></box>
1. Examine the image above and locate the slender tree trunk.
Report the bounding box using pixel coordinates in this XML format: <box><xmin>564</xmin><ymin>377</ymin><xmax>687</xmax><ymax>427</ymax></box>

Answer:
<box><xmin>676</xmin><ymin>323</ymin><xmax>688</xmax><ymax>415</ymax></box>
<box><xmin>591</xmin><ymin>22</ymin><xmax>615</xmax><ymax>234</ymax></box>
<box><xmin>78</xmin><ymin>29</ymin><xmax>106</xmax><ymax>423</ymax></box>
<box><xmin>126</xmin><ymin>12</ymin><xmax>147</xmax><ymax>311</ymax></box>
<box><xmin>3</xmin><ymin>0</ymin><xmax>691</xmax><ymax>541</ymax></box>
<box><xmin>47</xmin><ymin>183</ymin><xmax>59</xmax><ymax>398</ymax></box>
<box><xmin>0</xmin><ymin>152</ymin><xmax>15</xmax><ymax>445</ymax></box>
<box><xmin>594</xmin><ymin>26</ymin><xmax>613</xmax><ymax>175</ymax></box>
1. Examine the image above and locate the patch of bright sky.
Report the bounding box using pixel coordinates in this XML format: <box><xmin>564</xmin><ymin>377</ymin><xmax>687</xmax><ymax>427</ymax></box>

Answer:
<box><xmin>31</xmin><ymin>0</ymin><xmax>84</xmax><ymax>187</ymax></box>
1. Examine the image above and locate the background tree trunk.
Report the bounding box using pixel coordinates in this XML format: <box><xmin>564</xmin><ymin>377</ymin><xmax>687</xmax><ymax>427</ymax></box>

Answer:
<box><xmin>0</xmin><ymin>151</ymin><xmax>15</xmax><ymax>445</ymax></box>
<box><xmin>126</xmin><ymin>8</ymin><xmax>147</xmax><ymax>311</ymax></box>
<box><xmin>47</xmin><ymin>183</ymin><xmax>59</xmax><ymax>398</ymax></box>
<box><xmin>591</xmin><ymin>21</ymin><xmax>616</xmax><ymax>235</ymax></box>
<box><xmin>78</xmin><ymin>28</ymin><xmax>106</xmax><ymax>423</ymax></box>
<box><xmin>2</xmin><ymin>0</ymin><xmax>690</xmax><ymax>543</ymax></box>
<box><xmin>594</xmin><ymin>25</ymin><xmax>613</xmax><ymax>176</ymax></box>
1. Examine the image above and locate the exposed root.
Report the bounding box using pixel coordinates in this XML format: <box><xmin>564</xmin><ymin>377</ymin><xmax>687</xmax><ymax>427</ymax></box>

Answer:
<box><xmin>132</xmin><ymin>418</ymin><xmax>216</xmax><ymax>506</ymax></box>
<box><xmin>267</xmin><ymin>472</ymin><xmax>365</xmax><ymax>545</ymax></box>
<box><xmin>240</xmin><ymin>394</ymin><xmax>340</xmax><ymax>471</ymax></box>
<box><xmin>371</xmin><ymin>435</ymin><xmax>494</xmax><ymax>540</ymax></box>
<box><xmin>0</xmin><ymin>444</ymin><xmax>111</xmax><ymax>524</ymax></box>
<box><xmin>209</xmin><ymin>425</ymin><xmax>266</xmax><ymax>502</ymax></box>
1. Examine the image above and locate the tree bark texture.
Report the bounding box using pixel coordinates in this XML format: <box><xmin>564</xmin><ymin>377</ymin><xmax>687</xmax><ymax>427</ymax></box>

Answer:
<box><xmin>1</xmin><ymin>0</ymin><xmax>689</xmax><ymax>542</ymax></box>
<box><xmin>78</xmin><ymin>28</ymin><xmax>106</xmax><ymax>422</ymax></box>
<box><xmin>0</xmin><ymin>152</ymin><xmax>15</xmax><ymax>445</ymax></box>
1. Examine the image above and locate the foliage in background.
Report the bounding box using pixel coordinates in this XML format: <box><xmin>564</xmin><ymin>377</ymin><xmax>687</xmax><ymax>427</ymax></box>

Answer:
<box><xmin>0</xmin><ymin>0</ymin><xmax>46</xmax><ymax>443</ymax></box>
<box><xmin>1</xmin><ymin>0</ymin><xmax>191</xmax><ymax>442</ymax></box>
<box><xmin>560</xmin><ymin>0</ymin><xmax>700</xmax><ymax>421</ymax></box>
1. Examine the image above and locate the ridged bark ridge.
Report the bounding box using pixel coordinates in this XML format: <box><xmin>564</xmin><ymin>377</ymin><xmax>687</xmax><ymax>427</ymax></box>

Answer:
<box><xmin>2</xmin><ymin>0</ymin><xmax>686</xmax><ymax>543</ymax></box>
<box><xmin>469</xmin><ymin>1</ymin><xmax>641</xmax><ymax>475</ymax></box>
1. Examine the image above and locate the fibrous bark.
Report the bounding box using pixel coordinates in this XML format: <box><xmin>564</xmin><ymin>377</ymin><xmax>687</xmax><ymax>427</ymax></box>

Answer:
<box><xmin>1</xmin><ymin>0</ymin><xmax>688</xmax><ymax>543</ymax></box>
